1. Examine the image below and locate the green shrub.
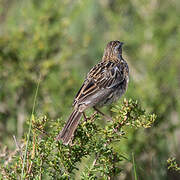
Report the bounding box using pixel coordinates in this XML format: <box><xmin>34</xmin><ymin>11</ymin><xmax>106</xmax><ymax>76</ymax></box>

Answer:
<box><xmin>0</xmin><ymin>99</ymin><xmax>155</xmax><ymax>179</ymax></box>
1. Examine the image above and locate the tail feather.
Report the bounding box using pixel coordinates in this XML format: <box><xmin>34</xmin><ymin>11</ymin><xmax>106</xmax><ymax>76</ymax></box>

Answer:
<box><xmin>56</xmin><ymin>110</ymin><xmax>82</xmax><ymax>145</ymax></box>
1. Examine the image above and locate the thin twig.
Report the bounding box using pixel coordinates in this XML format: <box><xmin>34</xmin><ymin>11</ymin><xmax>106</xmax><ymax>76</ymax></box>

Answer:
<box><xmin>4</xmin><ymin>137</ymin><xmax>24</xmax><ymax>166</ymax></box>
<box><xmin>33</xmin><ymin>125</ymin><xmax>49</xmax><ymax>137</ymax></box>
<box><xmin>92</xmin><ymin>153</ymin><xmax>99</xmax><ymax>167</ymax></box>
<box><xmin>87</xmin><ymin>153</ymin><xmax>100</xmax><ymax>176</ymax></box>
<box><xmin>13</xmin><ymin>135</ymin><xmax>20</xmax><ymax>151</ymax></box>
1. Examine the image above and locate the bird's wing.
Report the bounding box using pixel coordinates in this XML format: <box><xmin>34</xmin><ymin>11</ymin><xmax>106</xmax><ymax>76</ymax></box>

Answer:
<box><xmin>73</xmin><ymin>60</ymin><xmax>126</xmax><ymax>107</ymax></box>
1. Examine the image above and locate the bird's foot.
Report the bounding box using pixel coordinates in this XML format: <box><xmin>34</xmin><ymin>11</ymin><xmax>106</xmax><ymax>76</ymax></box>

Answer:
<box><xmin>93</xmin><ymin>107</ymin><xmax>112</xmax><ymax>122</ymax></box>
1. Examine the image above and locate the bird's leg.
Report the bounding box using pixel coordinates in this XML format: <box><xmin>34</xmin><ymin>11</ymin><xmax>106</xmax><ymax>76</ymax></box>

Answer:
<box><xmin>82</xmin><ymin>112</ymin><xmax>88</xmax><ymax>121</ymax></box>
<box><xmin>93</xmin><ymin>107</ymin><xmax>112</xmax><ymax>121</ymax></box>
<box><xmin>93</xmin><ymin>107</ymin><xmax>122</xmax><ymax>135</ymax></box>
<box><xmin>93</xmin><ymin>108</ymin><xmax>123</xmax><ymax>136</ymax></box>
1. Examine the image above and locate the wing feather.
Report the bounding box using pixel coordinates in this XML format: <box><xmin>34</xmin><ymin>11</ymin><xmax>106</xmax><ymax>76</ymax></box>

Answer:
<box><xmin>73</xmin><ymin>61</ymin><xmax>125</xmax><ymax>106</ymax></box>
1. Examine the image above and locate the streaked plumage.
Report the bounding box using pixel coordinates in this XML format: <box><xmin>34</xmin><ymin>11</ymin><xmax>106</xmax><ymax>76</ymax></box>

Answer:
<box><xmin>56</xmin><ymin>40</ymin><xmax>129</xmax><ymax>145</ymax></box>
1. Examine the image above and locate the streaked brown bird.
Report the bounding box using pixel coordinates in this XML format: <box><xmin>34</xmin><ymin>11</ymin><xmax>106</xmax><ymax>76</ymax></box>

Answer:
<box><xmin>56</xmin><ymin>40</ymin><xmax>129</xmax><ymax>145</ymax></box>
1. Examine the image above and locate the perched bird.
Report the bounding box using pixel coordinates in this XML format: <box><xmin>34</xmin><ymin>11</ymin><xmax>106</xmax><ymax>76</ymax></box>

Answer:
<box><xmin>56</xmin><ymin>40</ymin><xmax>129</xmax><ymax>145</ymax></box>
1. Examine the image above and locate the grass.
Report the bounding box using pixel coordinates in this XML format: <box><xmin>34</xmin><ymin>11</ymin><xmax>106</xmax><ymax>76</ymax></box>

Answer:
<box><xmin>21</xmin><ymin>75</ymin><xmax>41</xmax><ymax>179</ymax></box>
<box><xmin>132</xmin><ymin>152</ymin><xmax>138</xmax><ymax>180</ymax></box>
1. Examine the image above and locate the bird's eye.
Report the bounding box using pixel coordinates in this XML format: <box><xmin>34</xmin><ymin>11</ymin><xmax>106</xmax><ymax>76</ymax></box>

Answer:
<box><xmin>114</xmin><ymin>44</ymin><xmax>120</xmax><ymax>52</ymax></box>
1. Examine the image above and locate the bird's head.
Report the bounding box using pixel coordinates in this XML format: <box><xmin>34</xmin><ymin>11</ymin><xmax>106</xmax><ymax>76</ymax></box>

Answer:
<box><xmin>102</xmin><ymin>40</ymin><xmax>124</xmax><ymax>61</ymax></box>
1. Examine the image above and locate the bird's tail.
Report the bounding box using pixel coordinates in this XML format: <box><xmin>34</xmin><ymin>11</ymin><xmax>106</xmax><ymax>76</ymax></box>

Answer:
<box><xmin>56</xmin><ymin>109</ymin><xmax>82</xmax><ymax>145</ymax></box>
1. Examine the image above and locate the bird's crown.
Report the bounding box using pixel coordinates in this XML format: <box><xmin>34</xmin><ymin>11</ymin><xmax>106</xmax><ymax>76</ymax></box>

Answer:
<box><xmin>102</xmin><ymin>40</ymin><xmax>124</xmax><ymax>61</ymax></box>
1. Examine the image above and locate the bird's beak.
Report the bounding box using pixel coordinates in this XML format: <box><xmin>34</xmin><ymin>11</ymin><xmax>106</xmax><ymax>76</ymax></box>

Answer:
<box><xmin>120</xmin><ymin>42</ymin><xmax>124</xmax><ymax>46</ymax></box>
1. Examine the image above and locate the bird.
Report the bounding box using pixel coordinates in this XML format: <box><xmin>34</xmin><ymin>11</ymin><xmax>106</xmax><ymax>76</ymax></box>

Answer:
<box><xmin>56</xmin><ymin>40</ymin><xmax>129</xmax><ymax>145</ymax></box>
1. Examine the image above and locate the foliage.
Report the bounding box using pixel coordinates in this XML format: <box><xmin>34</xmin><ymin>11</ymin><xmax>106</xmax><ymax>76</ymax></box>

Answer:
<box><xmin>0</xmin><ymin>99</ymin><xmax>155</xmax><ymax>179</ymax></box>
<box><xmin>167</xmin><ymin>157</ymin><xmax>180</xmax><ymax>173</ymax></box>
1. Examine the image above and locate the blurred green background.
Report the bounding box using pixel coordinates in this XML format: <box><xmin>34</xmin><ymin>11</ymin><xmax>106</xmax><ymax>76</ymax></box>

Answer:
<box><xmin>0</xmin><ymin>0</ymin><xmax>180</xmax><ymax>179</ymax></box>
